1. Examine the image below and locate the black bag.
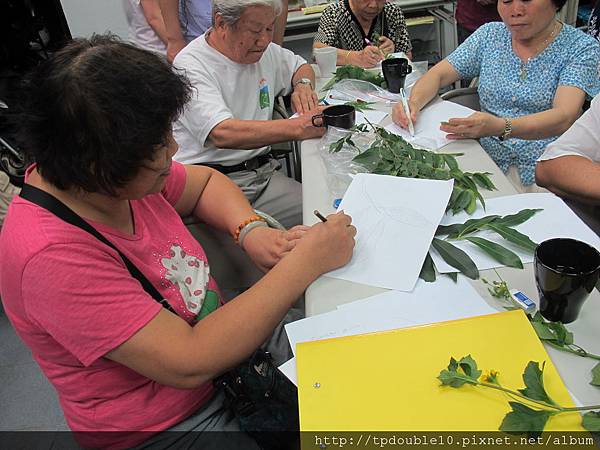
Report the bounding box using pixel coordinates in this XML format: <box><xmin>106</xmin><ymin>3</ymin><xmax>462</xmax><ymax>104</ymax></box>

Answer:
<box><xmin>219</xmin><ymin>349</ymin><xmax>300</xmax><ymax>450</ymax></box>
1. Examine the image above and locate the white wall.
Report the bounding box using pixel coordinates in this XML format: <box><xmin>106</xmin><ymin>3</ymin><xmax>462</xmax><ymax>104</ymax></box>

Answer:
<box><xmin>60</xmin><ymin>0</ymin><xmax>128</xmax><ymax>38</ymax></box>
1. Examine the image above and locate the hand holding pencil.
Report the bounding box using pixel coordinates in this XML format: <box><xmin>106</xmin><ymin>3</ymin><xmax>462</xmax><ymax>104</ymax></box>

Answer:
<box><xmin>391</xmin><ymin>95</ymin><xmax>419</xmax><ymax>134</ymax></box>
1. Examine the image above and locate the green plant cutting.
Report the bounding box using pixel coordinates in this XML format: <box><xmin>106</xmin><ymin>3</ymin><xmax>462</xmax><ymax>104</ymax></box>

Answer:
<box><xmin>420</xmin><ymin>209</ymin><xmax>542</xmax><ymax>282</ymax></box>
<box><xmin>528</xmin><ymin>312</ymin><xmax>600</xmax><ymax>387</ymax></box>
<box><xmin>438</xmin><ymin>355</ymin><xmax>600</xmax><ymax>435</ymax></box>
<box><xmin>321</xmin><ymin>65</ymin><xmax>386</xmax><ymax>91</ymax></box>
<box><xmin>344</xmin><ymin>100</ymin><xmax>375</xmax><ymax>112</ymax></box>
<box><xmin>329</xmin><ymin>123</ymin><xmax>496</xmax><ymax>215</ymax></box>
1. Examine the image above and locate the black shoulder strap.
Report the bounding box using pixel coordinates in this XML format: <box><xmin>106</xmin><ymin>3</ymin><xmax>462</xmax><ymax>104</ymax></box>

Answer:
<box><xmin>19</xmin><ymin>184</ymin><xmax>178</xmax><ymax>315</ymax></box>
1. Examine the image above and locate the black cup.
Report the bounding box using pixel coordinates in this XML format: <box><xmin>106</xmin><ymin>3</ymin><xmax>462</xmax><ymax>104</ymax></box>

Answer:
<box><xmin>311</xmin><ymin>105</ymin><xmax>356</xmax><ymax>129</ymax></box>
<box><xmin>381</xmin><ymin>58</ymin><xmax>412</xmax><ymax>94</ymax></box>
<box><xmin>534</xmin><ymin>238</ymin><xmax>600</xmax><ymax>323</ymax></box>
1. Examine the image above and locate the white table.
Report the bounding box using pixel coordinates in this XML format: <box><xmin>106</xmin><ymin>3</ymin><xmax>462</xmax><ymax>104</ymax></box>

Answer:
<box><xmin>300</xmin><ymin>89</ymin><xmax>600</xmax><ymax>408</ymax></box>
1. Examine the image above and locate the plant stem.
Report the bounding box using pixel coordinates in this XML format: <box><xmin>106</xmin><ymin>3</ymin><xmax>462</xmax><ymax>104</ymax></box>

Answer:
<box><xmin>545</xmin><ymin>341</ymin><xmax>600</xmax><ymax>361</ymax></box>
<box><xmin>476</xmin><ymin>381</ymin><xmax>562</xmax><ymax>411</ymax></box>
<box><xmin>477</xmin><ymin>381</ymin><xmax>600</xmax><ymax>413</ymax></box>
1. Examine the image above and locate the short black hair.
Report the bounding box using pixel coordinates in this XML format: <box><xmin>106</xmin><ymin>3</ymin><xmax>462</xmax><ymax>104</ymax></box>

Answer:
<box><xmin>18</xmin><ymin>34</ymin><xmax>192</xmax><ymax>195</ymax></box>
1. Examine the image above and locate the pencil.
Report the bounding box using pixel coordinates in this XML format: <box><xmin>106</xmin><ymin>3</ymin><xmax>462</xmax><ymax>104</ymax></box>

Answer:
<box><xmin>314</xmin><ymin>210</ymin><xmax>327</xmax><ymax>222</ymax></box>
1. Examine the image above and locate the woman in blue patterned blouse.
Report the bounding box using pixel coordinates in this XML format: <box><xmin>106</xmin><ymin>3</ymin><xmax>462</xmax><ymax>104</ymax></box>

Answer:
<box><xmin>392</xmin><ymin>0</ymin><xmax>600</xmax><ymax>191</ymax></box>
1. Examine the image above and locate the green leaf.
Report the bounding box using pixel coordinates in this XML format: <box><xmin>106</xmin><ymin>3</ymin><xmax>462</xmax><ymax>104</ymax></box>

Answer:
<box><xmin>419</xmin><ymin>252</ymin><xmax>436</xmax><ymax>282</ymax></box>
<box><xmin>590</xmin><ymin>363</ymin><xmax>600</xmax><ymax>387</ymax></box>
<box><xmin>449</xmin><ymin>214</ymin><xmax>501</xmax><ymax>239</ymax></box>
<box><xmin>466</xmin><ymin>191</ymin><xmax>478</xmax><ymax>214</ymax></box>
<box><xmin>445</xmin><ymin>272</ymin><xmax>458</xmax><ymax>283</ymax></box>
<box><xmin>464</xmin><ymin>236</ymin><xmax>524</xmax><ymax>269</ymax></box>
<box><xmin>547</xmin><ymin>322</ymin><xmax>574</xmax><ymax>346</ymax></box>
<box><xmin>458</xmin><ymin>354</ymin><xmax>482</xmax><ymax>380</ymax></box>
<box><xmin>442</xmin><ymin>154</ymin><xmax>459</xmax><ymax>171</ymax></box>
<box><xmin>495</xmin><ymin>209</ymin><xmax>543</xmax><ymax>227</ymax></box>
<box><xmin>432</xmin><ymin>238</ymin><xmax>479</xmax><ymax>280</ymax></box>
<box><xmin>472</xmin><ymin>172</ymin><xmax>497</xmax><ymax>191</ymax></box>
<box><xmin>352</xmin><ymin>147</ymin><xmax>380</xmax><ymax>167</ymax></box>
<box><xmin>518</xmin><ymin>361</ymin><xmax>554</xmax><ymax>404</ymax></box>
<box><xmin>437</xmin><ymin>356</ymin><xmax>479</xmax><ymax>388</ymax></box>
<box><xmin>499</xmin><ymin>402</ymin><xmax>554</xmax><ymax>437</ymax></box>
<box><xmin>436</xmin><ymin>223</ymin><xmax>463</xmax><ymax>236</ymax></box>
<box><xmin>452</xmin><ymin>189</ymin><xmax>472</xmax><ymax>214</ymax></box>
<box><xmin>485</xmin><ymin>223</ymin><xmax>538</xmax><ymax>253</ymax></box>
<box><xmin>531</xmin><ymin>321</ymin><xmax>556</xmax><ymax>341</ymax></box>
<box><xmin>582</xmin><ymin>411</ymin><xmax>600</xmax><ymax>431</ymax></box>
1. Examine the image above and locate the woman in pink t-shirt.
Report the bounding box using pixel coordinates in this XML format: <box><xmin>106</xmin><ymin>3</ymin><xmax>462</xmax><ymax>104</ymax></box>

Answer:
<box><xmin>0</xmin><ymin>35</ymin><xmax>356</xmax><ymax>449</ymax></box>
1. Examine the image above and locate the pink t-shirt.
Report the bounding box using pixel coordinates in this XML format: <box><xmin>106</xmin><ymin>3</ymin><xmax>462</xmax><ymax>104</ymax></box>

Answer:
<box><xmin>0</xmin><ymin>162</ymin><xmax>221</xmax><ymax>449</ymax></box>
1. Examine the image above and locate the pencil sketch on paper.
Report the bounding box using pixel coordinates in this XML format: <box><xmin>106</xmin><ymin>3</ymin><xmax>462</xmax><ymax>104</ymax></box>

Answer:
<box><xmin>349</xmin><ymin>177</ymin><xmax>433</xmax><ymax>267</ymax></box>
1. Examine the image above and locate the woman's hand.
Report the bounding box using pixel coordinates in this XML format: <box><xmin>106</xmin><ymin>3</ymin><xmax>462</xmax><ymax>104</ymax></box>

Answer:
<box><xmin>292</xmin><ymin>211</ymin><xmax>356</xmax><ymax>274</ymax></box>
<box><xmin>242</xmin><ymin>225</ymin><xmax>310</xmax><ymax>272</ymax></box>
<box><xmin>377</xmin><ymin>36</ymin><xmax>395</xmax><ymax>55</ymax></box>
<box><xmin>440</xmin><ymin>112</ymin><xmax>505</xmax><ymax>140</ymax></box>
<box><xmin>350</xmin><ymin>46</ymin><xmax>384</xmax><ymax>68</ymax></box>
<box><xmin>392</xmin><ymin>101</ymin><xmax>419</xmax><ymax>130</ymax></box>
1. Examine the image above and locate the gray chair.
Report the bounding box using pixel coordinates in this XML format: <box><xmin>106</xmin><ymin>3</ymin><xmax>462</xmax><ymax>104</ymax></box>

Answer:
<box><xmin>441</xmin><ymin>86</ymin><xmax>481</xmax><ymax>111</ymax></box>
<box><xmin>271</xmin><ymin>96</ymin><xmax>302</xmax><ymax>182</ymax></box>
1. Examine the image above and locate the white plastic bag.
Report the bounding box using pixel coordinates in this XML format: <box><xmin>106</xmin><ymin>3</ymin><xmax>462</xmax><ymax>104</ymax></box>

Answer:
<box><xmin>318</xmin><ymin>127</ymin><xmax>373</xmax><ymax>198</ymax></box>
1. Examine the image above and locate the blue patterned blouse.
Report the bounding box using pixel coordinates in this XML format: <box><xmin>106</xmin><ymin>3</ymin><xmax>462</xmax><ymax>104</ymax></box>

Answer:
<box><xmin>447</xmin><ymin>22</ymin><xmax>600</xmax><ymax>185</ymax></box>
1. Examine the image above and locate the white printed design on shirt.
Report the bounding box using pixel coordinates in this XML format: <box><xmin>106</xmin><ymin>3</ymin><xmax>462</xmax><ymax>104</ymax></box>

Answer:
<box><xmin>160</xmin><ymin>244</ymin><xmax>209</xmax><ymax>315</ymax></box>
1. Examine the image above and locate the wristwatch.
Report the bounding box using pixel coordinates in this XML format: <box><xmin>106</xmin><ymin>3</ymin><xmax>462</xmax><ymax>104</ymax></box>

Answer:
<box><xmin>293</xmin><ymin>78</ymin><xmax>313</xmax><ymax>89</ymax></box>
<box><xmin>499</xmin><ymin>118</ymin><xmax>512</xmax><ymax>141</ymax></box>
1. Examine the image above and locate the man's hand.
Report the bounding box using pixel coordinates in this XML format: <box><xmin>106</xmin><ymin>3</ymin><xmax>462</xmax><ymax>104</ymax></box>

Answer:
<box><xmin>291</xmin><ymin>83</ymin><xmax>319</xmax><ymax>114</ymax></box>
<box><xmin>377</xmin><ymin>36</ymin><xmax>395</xmax><ymax>55</ymax></box>
<box><xmin>241</xmin><ymin>225</ymin><xmax>310</xmax><ymax>272</ymax></box>
<box><xmin>440</xmin><ymin>112</ymin><xmax>505</xmax><ymax>140</ymax></box>
<box><xmin>290</xmin><ymin>105</ymin><xmax>327</xmax><ymax>140</ymax></box>
<box><xmin>167</xmin><ymin>38</ymin><xmax>187</xmax><ymax>63</ymax></box>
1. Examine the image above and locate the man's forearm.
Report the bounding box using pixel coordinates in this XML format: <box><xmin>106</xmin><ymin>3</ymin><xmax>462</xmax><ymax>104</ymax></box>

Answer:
<box><xmin>536</xmin><ymin>157</ymin><xmax>600</xmax><ymax>204</ymax></box>
<box><xmin>291</xmin><ymin>63</ymin><xmax>316</xmax><ymax>89</ymax></box>
<box><xmin>209</xmin><ymin>118</ymin><xmax>303</xmax><ymax>149</ymax></box>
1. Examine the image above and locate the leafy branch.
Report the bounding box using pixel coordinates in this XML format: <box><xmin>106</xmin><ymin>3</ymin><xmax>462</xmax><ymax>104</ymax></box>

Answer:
<box><xmin>438</xmin><ymin>355</ymin><xmax>600</xmax><ymax>435</ymax></box>
<box><xmin>321</xmin><ymin>65</ymin><xmax>386</xmax><ymax>92</ymax></box>
<box><xmin>420</xmin><ymin>209</ymin><xmax>542</xmax><ymax>282</ymax></box>
<box><xmin>329</xmin><ymin>123</ymin><xmax>496</xmax><ymax>215</ymax></box>
<box><xmin>344</xmin><ymin>100</ymin><xmax>376</xmax><ymax>112</ymax></box>
<box><xmin>528</xmin><ymin>312</ymin><xmax>600</xmax><ymax>387</ymax></box>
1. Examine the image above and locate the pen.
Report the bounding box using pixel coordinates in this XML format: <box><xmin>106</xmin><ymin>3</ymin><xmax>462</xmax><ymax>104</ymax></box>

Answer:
<box><xmin>399</xmin><ymin>88</ymin><xmax>415</xmax><ymax>137</ymax></box>
<box><xmin>314</xmin><ymin>210</ymin><xmax>327</xmax><ymax>222</ymax></box>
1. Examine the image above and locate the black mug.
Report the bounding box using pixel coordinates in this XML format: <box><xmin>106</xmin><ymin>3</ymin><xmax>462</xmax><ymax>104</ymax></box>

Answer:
<box><xmin>381</xmin><ymin>58</ymin><xmax>412</xmax><ymax>94</ymax></box>
<box><xmin>534</xmin><ymin>238</ymin><xmax>600</xmax><ymax>323</ymax></box>
<box><xmin>311</xmin><ymin>105</ymin><xmax>356</xmax><ymax>129</ymax></box>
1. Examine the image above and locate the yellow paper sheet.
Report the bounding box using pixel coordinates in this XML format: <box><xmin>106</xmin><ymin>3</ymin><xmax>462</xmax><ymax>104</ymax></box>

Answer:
<box><xmin>297</xmin><ymin>310</ymin><xmax>582</xmax><ymax>431</ymax></box>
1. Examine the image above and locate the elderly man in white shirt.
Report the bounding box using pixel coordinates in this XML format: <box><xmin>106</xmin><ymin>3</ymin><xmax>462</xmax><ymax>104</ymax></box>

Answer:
<box><xmin>173</xmin><ymin>0</ymin><xmax>324</xmax><ymax>229</ymax></box>
<box><xmin>536</xmin><ymin>94</ymin><xmax>600</xmax><ymax>234</ymax></box>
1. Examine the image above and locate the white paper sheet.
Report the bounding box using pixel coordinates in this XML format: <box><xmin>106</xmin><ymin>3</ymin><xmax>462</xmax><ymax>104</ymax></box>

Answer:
<box><xmin>431</xmin><ymin>193</ymin><xmax>600</xmax><ymax>273</ymax></box>
<box><xmin>356</xmin><ymin>110</ymin><xmax>388</xmax><ymax>125</ymax></box>
<box><xmin>384</xmin><ymin>100</ymin><xmax>475</xmax><ymax>150</ymax></box>
<box><xmin>325</xmin><ymin>173</ymin><xmax>454</xmax><ymax>291</ymax></box>
<box><xmin>337</xmin><ymin>276</ymin><xmax>496</xmax><ymax>321</ymax></box>
<box><xmin>280</xmin><ymin>276</ymin><xmax>495</xmax><ymax>385</ymax></box>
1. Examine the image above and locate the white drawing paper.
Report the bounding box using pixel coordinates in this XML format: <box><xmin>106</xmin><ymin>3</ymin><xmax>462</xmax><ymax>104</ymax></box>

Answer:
<box><xmin>325</xmin><ymin>173</ymin><xmax>454</xmax><ymax>291</ymax></box>
<box><xmin>431</xmin><ymin>193</ymin><xmax>600</xmax><ymax>273</ymax></box>
<box><xmin>384</xmin><ymin>100</ymin><xmax>475</xmax><ymax>150</ymax></box>
<box><xmin>281</xmin><ymin>276</ymin><xmax>495</xmax><ymax>385</ymax></box>
<box><xmin>356</xmin><ymin>110</ymin><xmax>388</xmax><ymax>125</ymax></box>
